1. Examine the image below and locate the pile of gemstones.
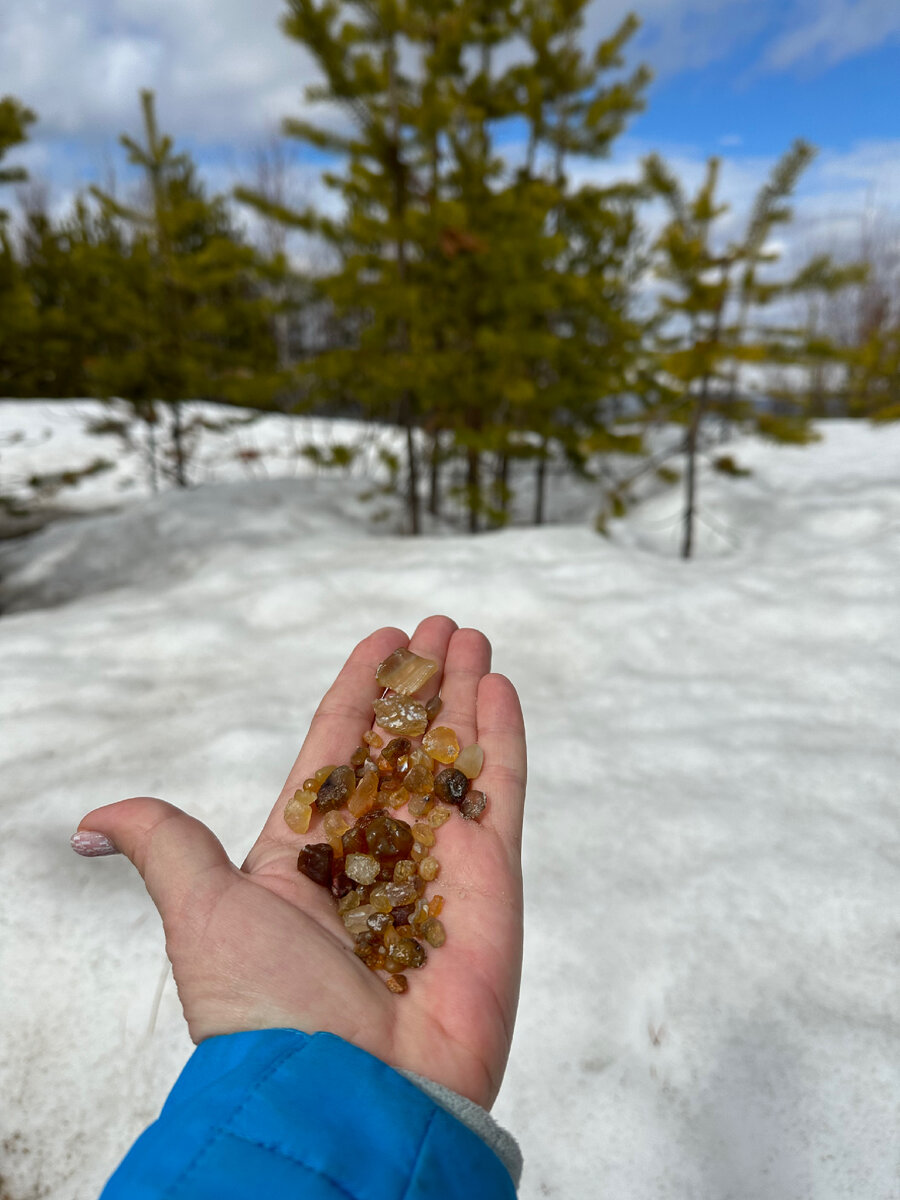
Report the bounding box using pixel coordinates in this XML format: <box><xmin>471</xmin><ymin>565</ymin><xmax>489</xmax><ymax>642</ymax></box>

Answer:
<box><xmin>285</xmin><ymin>647</ymin><xmax>487</xmax><ymax>994</ymax></box>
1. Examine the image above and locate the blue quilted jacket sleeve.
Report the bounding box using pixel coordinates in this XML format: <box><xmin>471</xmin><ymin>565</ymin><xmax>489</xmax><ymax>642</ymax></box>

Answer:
<box><xmin>101</xmin><ymin>1029</ymin><xmax>518</xmax><ymax>1199</ymax></box>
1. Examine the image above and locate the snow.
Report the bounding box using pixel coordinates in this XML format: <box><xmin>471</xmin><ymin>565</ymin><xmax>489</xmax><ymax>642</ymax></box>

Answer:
<box><xmin>1</xmin><ymin>401</ymin><xmax>898</xmax><ymax>1199</ymax></box>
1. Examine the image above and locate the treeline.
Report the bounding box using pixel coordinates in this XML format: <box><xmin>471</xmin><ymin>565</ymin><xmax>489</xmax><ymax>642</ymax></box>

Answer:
<box><xmin>1</xmin><ymin>1</ymin><xmax>897</xmax><ymax>555</ymax></box>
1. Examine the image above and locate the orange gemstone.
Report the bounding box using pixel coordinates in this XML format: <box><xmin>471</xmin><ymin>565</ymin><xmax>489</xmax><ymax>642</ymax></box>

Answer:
<box><xmin>422</xmin><ymin>726</ymin><xmax>460</xmax><ymax>764</ymax></box>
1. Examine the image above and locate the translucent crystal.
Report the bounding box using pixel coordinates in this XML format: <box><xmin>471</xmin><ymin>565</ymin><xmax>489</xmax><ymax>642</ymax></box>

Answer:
<box><xmin>389</xmin><ymin>937</ymin><xmax>426</xmax><ymax>969</ymax></box>
<box><xmin>343</xmin><ymin>904</ymin><xmax>375</xmax><ymax>934</ymax></box>
<box><xmin>403</xmin><ymin>765</ymin><xmax>434</xmax><ymax>795</ymax></box>
<box><xmin>349</xmin><ymin>761</ymin><xmax>379</xmax><ymax>818</ymax></box>
<box><xmin>428</xmin><ymin>804</ymin><xmax>453</xmax><ymax>828</ymax></box>
<box><xmin>421</xmin><ymin>918</ymin><xmax>446</xmax><ymax>948</ymax></box>
<box><xmin>375</xmin><ymin>648</ymin><xmax>439</xmax><ymax>696</ymax></box>
<box><xmin>283</xmin><ymin>793</ymin><xmax>312</xmax><ymax>834</ymax></box>
<box><xmin>316</xmin><ymin>765</ymin><xmax>356</xmax><ymax>812</ymax></box>
<box><xmin>385</xmin><ymin>974</ymin><xmax>408</xmax><ymax>994</ymax></box>
<box><xmin>410</xmin><ymin>842</ymin><xmax>427</xmax><ymax>862</ymax></box>
<box><xmin>433</xmin><ymin>768</ymin><xmax>469</xmax><ymax>805</ymax></box>
<box><xmin>363</xmin><ymin>814</ymin><xmax>414</xmax><ymax>864</ymax></box>
<box><xmin>460</xmin><ymin>790</ymin><xmax>487</xmax><ymax>821</ymax></box>
<box><xmin>422</xmin><ymin>726</ymin><xmax>460</xmax><ymax>764</ymax></box>
<box><xmin>407</xmin><ymin>795</ymin><xmax>434</xmax><ymax>819</ymax></box>
<box><xmin>384</xmin><ymin>879</ymin><xmax>418</xmax><ymax>907</ymax></box>
<box><xmin>418</xmin><ymin>855</ymin><xmax>440</xmax><ymax>881</ymax></box>
<box><xmin>373</xmin><ymin>696</ymin><xmax>428</xmax><ymax>736</ymax></box>
<box><xmin>368</xmin><ymin>884</ymin><xmax>395</xmax><ymax>913</ymax></box>
<box><xmin>412</xmin><ymin>822</ymin><xmax>436</xmax><ymax>847</ymax></box>
<box><xmin>363</xmin><ymin>730</ymin><xmax>383</xmax><ymax>748</ymax></box>
<box><xmin>393</xmin><ymin>859</ymin><xmax>418</xmax><ymax>883</ymax></box>
<box><xmin>427</xmin><ymin>894</ymin><xmax>444</xmax><ymax>918</ymax></box>
<box><xmin>323</xmin><ymin>811</ymin><xmax>349</xmax><ymax>840</ymax></box>
<box><xmin>425</xmin><ymin>694</ymin><xmax>443</xmax><ymax>722</ymax></box>
<box><xmin>454</xmin><ymin>743</ymin><xmax>484</xmax><ymax>780</ymax></box>
<box><xmin>408</xmin><ymin>748</ymin><xmax>434</xmax><ymax>772</ymax></box>
<box><xmin>349</xmin><ymin>745</ymin><xmax>368</xmax><ymax>767</ymax></box>
<box><xmin>337</xmin><ymin>889</ymin><xmax>361</xmax><ymax>915</ymax></box>
<box><xmin>344</xmin><ymin>853</ymin><xmax>380</xmax><ymax>886</ymax></box>
<box><xmin>382</xmin><ymin>737</ymin><xmax>412</xmax><ymax>765</ymax></box>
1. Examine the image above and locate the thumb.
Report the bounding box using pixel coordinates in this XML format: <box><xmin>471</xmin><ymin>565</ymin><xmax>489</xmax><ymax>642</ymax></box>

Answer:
<box><xmin>73</xmin><ymin>797</ymin><xmax>233</xmax><ymax>920</ymax></box>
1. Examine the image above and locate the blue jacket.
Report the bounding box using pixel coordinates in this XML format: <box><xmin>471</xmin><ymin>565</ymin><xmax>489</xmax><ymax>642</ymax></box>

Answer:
<box><xmin>101</xmin><ymin>1029</ymin><xmax>518</xmax><ymax>1198</ymax></box>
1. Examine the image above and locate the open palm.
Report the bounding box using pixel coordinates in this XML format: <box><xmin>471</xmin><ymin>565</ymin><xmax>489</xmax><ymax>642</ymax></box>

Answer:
<box><xmin>78</xmin><ymin>616</ymin><xmax>526</xmax><ymax>1109</ymax></box>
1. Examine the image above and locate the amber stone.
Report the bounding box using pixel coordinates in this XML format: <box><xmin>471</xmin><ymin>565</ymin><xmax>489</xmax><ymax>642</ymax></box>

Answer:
<box><xmin>373</xmin><ymin>696</ymin><xmax>428</xmax><ymax>736</ymax></box>
<box><xmin>391</xmin><ymin>902</ymin><xmax>415</xmax><ymax>927</ymax></box>
<box><xmin>297</xmin><ymin>843</ymin><xmax>333</xmax><ymax>888</ymax></box>
<box><xmin>337</xmin><ymin>890</ymin><xmax>361</xmax><ymax>915</ymax></box>
<box><xmin>390</xmin><ymin>937</ymin><xmax>427</xmax><ymax>969</ymax></box>
<box><xmin>341</xmin><ymin>825</ymin><xmax>368</xmax><ymax>857</ymax></box>
<box><xmin>411</xmin><ymin>822</ymin><xmax>436</xmax><ymax>847</ymax></box>
<box><xmin>349</xmin><ymin>745</ymin><xmax>369</xmax><ymax>768</ymax></box>
<box><xmin>410</xmin><ymin>842</ymin><xmax>427</xmax><ymax>863</ymax></box>
<box><xmin>403</xmin><ymin>765</ymin><xmax>434</xmax><ymax>796</ymax></box>
<box><xmin>421</xmin><ymin>918</ymin><xmax>446</xmax><ymax>948</ymax></box>
<box><xmin>344</xmin><ymin>853</ymin><xmax>380</xmax><ymax>886</ymax></box>
<box><xmin>382</xmin><ymin>737</ymin><xmax>412</xmax><ymax>765</ymax></box>
<box><xmin>349</xmin><ymin>762</ymin><xmax>379</xmax><ymax>818</ymax></box>
<box><xmin>367</xmin><ymin>911</ymin><xmax>394</xmax><ymax>935</ymax></box>
<box><xmin>408</xmin><ymin>747</ymin><xmax>434</xmax><ymax>772</ymax></box>
<box><xmin>418</xmin><ymin>856</ymin><xmax>440</xmax><ymax>881</ymax></box>
<box><xmin>454</xmin><ymin>743</ymin><xmax>484</xmax><ymax>780</ymax></box>
<box><xmin>375</xmin><ymin>648</ymin><xmax>439</xmax><ymax>696</ymax></box>
<box><xmin>316</xmin><ymin>765</ymin><xmax>356</xmax><ymax>812</ymax></box>
<box><xmin>428</xmin><ymin>804</ymin><xmax>453</xmax><ymax>828</ymax></box>
<box><xmin>433</xmin><ymin>767</ymin><xmax>469</xmax><ymax>806</ymax></box>
<box><xmin>407</xmin><ymin>795</ymin><xmax>434</xmax><ymax>819</ymax></box>
<box><xmin>364</xmin><ymin>814</ymin><xmax>414</xmax><ymax>864</ymax></box>
<box><xmin>427</xmin><ymin>894</ymin><xmax>444</xmax><ymax>918</ymax></box>
<box><xmin>323</xmin><ymin>811</ymin><xmax>349</xmax><ymax>840</ymax></box>
<box><xmin>368</xmin><ymin>884</ymin><xmax>394</xmax><ymax>913</ymax></box>
<box><xmin>460</xmin><ymin>790</ymin><xmax>487</xmax><ymax>821</ymax></box>
<box><xmin>331</xmin><ymin>870</ymin><xmax>355</xmax><ymax>899</ymax></box>
<box><xmin>393</xmin><ymin>859</ymin><xmax>417</xmax><ymax>884</ymax></box>
<box><xmin>425</xmin><ymin>693</ymin><xmax>443</xmax><ymax>722</ymax></box>
<box><xmin>387</xmin><ymin>786</ymin><xmax>410</xmax><ymax>811</ymax></box>
<box><xmin>385</xmin><ymin>973</ymin><xmax>409</xmax><ymax>994</ymax></box>
<box><xmin>283</xmin><ymin>793</ymin><xmax>312</xmax><ymax>834</ymax></box>
<box><xmin>422</xmin><ymin>726</ymin><xmax>460</xmax><ymax>764</ymax></box>
<box><xmin>302</xmin><ymin>777</ymin><xmax>319</xmax><ymax>793</ymax></box>
<box><xmin>343</xmin><ymin>905</ymin><xmax>376</xmax><ymax>934</ymax></box>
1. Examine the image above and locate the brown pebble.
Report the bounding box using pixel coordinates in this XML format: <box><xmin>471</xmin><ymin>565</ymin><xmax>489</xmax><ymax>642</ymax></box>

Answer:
<box><xmin>385</xmin><ymin>973</ymin><xmax>408</xmax><ymax>994</ymax></box>
<box><xmin>297</xmin><ymin>842</ymin><xmax>333</xmax><ymax>888</ymax></box>
<box><xmin>433</xmin><ymin>767</ymin><xmax>469</xmax><ymax>806</ymax></box>
<box><xmin>460</xmin><ymin>789</ymin><xmax>487</xmax><ymax>821</ymax></box>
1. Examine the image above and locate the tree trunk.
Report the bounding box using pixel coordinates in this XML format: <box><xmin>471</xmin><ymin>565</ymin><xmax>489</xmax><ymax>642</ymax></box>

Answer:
<box><xmin>402</xmin><ymin>398</ymin><xmax>420</xmax><ymax>535</ymax></box>
<box><xmin>171</xmin><ymin>400</ymin><xmax>188</xmax><ymax>487</ymax></box>
<box><xmin>494</xmin><ymin>451</ymin><xmax>510</xmax><ymax>524</ymax></box>
<box><xmin>467</xmin><ymin>446</ymin><xmax>480</xmax><ymax>534</ymax></box>
<box><xmin>681</xmin><ymin>389</ymin><xmax>708</xmax><ymax>559</ymax></box>
<box><xmin>429</xmin><ymin>432</ymin><xmax>442</xmax><ymax>517</ymax></box>
<box><xmin>533</xmin><ymin>438</ymin><xmax>548</xmax><ymax>525</ymax></box>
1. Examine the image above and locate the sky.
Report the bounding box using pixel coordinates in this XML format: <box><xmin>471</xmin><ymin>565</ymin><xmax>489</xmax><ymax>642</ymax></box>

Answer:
<box><xmin>2</xmin><ymin>0</ymin><xmax>900</xmax><ymax>247</ymax></box>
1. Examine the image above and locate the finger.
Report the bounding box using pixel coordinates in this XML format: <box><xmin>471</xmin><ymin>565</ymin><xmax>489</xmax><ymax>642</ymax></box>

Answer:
<box><xmin>72</xmin><ymin>797</ymin><xmax>233</xmax><ymax>920</ymax></box>
<box><xmin>429</xmin><ymin>627</ymin><xmax>492</xmax><ymax>750</ymax></box>
<box><xmin>279</xmin><ymin>625</ymin><xmax>407</xmax><ymax>805</ymax></box>
<box><xmin>475</xmin><ymin>673</ymin><xmax>527</xmax><ymax>851</ymax></box>
<box><xmin>370</xmin><ymin>614</ymin><xmax>458</xmax><ymax>743</ymax></box>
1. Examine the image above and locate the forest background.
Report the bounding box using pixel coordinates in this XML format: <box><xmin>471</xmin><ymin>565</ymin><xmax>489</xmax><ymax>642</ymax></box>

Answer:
<box><xmin>1</xmin><ymin>0</ymin><xmax>899</xmax><ymax>555</ymax></box>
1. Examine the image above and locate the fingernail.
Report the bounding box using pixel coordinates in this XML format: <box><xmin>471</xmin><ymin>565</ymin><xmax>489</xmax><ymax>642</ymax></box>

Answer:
<box><xmin>71</xmin><ymin>831</ymin><xmax>120</xmax><ymax>857</ymax></box>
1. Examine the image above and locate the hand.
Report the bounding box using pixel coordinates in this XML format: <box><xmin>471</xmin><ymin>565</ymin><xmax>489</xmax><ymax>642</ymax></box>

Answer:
<box><xmin>75</xmin><ymin>616</ymin><xmax>526</xmax><ymax>1109</ymax></box>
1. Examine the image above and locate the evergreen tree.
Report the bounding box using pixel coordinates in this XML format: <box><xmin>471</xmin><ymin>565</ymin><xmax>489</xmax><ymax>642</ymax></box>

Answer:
<box><xmin>644</xmin><ymin>142</ymin><xmax>855</xmax><ymax>558</ymax></box>
<box><xmin>91</xmin><ymin>90</ymin><xmax>281</xmax><ymax>488</ymax></box>
<box><xmin>0</xmin><ymin>97</ymin><xmax>37</xmax><ymax>395</ymax></box>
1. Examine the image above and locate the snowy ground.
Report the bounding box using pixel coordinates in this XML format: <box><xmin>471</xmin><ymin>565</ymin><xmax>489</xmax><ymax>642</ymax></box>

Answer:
<box><xmin>1</xmin><ymin>402</ymin><xmax>898</xmax><ymax>1199</ymax></box>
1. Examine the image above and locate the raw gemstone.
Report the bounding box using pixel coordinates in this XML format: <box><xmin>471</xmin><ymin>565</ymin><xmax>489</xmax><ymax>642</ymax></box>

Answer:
<box><xmin>428</xmin><ymin>805</ymin><xmax>453</xmax><ymax>828</ymax></box>
<box><xmin>344</xmin><ymin>853</ymin><xmax>380</xmax><ymax>886</ymax></box>
<box><xmin>403</xmin><ymin>765</ymin><xmax>434</xmax><ymax>795</ymax></box>
<box><xmin>454</xmin><ymin>743</ymin><xmax>484</xmax><ymax>780</ymax></box>
<box><xmin>316</xmin><ymin>765</ymin><xmax>356</xmax><ymax>812</ymax></box>
<box><xmin>408</xmin><ymin>748</ymin><xmax>434</xmax><ymax>772</ymax></box>
<box><xmin>368</xmin><ymin>884</ymin><xmax>394</xmax><ymax>913</ymax></box>
<box><xmin>422</xmin><ymin>726</ymin><xmax>460</xmax><ymax>764</ymax></box>
<box><xmin>385</xmin><ymin>974</ymin><xmax>408</xmax><ymax>994</ymax></box>
<box><xmin>375</xmin><ymin>648</ymin><xmax>439</xmax><ymax>696</ymax></box>
<box><xmin>390</xmin><ymin>937</ymin><xmax>427</xmax><ymax>969</ymax></box>
<box><xmin>410</xmin><ymin>842</ymin><xmax>427</xmax><ymax>863</ymax></box>
<box><xmin>337</xmin><ymin>890</ymin><xmax>361</xmax><ymax>915</ymax></box>
<box><xmin>297</xmin><ymin>843</ymin><xmax>333</xmax><ymax>888</ymax></box>
<box><xmin>349</xmin><ymin>745</ymin><xmax>369</xmax><ymax>767</ymax></box>
<box><xmin>433</xmin><ymin>768</ymin><xmax>469</xmax><ymax>806</ymax></box>
<box><xmin>393</xmin><ymin>859</ymin><xmax>417</xmax><ymax>884</ymax></box>
<box><xmin>407</xmin><ymin>795</ymin><xmax>434</xmax><ymax>819</ymax></box>
<box><xmin>331</xmin><ymin>871</ymin><xmax>355</xmax><ymax>899</ymax></box>
<box><xmin>421</xmin><ymin>918</ymin><xmax>446</xmax><ymax>948</ymax></box>
<box><xmin>460</xmin><ymin>790</ymin><xmax>487</xmax><ymax>821</ymax></box>
<box><xmin>283</xmin><ymin>793</ymin><xmax>312</xmax><ymax>834</ymax></box>
<box><xmin>341</xmin><ymin>825</ymin><xmax>368</xmax><ymax>857</ymax></box>
<box><xmin>391</xmin><ymin>903</ymin><xmax>415</xmax><ymax>927</ymax></box>
<box><xmin>427</xmin><ymin>894</ymin><xmax>444</xmax><ymax>918</ymax></box>
<box><xmin>364</xmin><ymin>814</ymin><xmax>414</xmax><ymax>864</ymax></box>
<box><xmin>343</xmin><ymin>904</ymin><xmax>376</xmax><ymax>934</ymax></box>
<box><xmin>323</xmin><ymin>811</ymin><xmax>350</xmax><ymax>840</ymax></box>
<box><xmin>387</xmin><ymin>787</ymin><xmax>411</xmax><ymax>811</ymax></box>
<box><xmin>381</xmin><ymin>737</ymin><xmax>412</xmax><ymax>765</ymax></box>
<box><xmin>411</xmin><ymin>822</ymin><xmax>436</xmax><ymax>847</ymax></box>
<box><xmin>367</xmin><ymin>911</ymin><xmax>394</xmax><ymax>934</ymax></box>
<box><xmin>349</xmin><ymin>761</ymin><xmax>379</xmax><ymax>818</ymax></box>
<box><xmin>372</xmin><ymin>696</ymin><xmax>428</xmax><ymax>736</ymax></box>
<box><xmin>384</xmin><ymin>880</ymin><xmax>418</xmax><ymax>907</ymax></box>
<box><xmin>418</xmin><ymin>856</ymin><xmax>440</xmax><ymax>881</ymax></box>
<box><xmin>425</xmin><ymin>693</ymin><xmax>443</xmax><ymax>722</ymax></box>
<box><xmin>363</xmin><ymin>730</ymin><xmax>383</xmax><ymax>749</ymax></box>
<box><xmin>328</xmin><ymin>836</ymin><xmax>345</xmax><ymax>858</ymax></box>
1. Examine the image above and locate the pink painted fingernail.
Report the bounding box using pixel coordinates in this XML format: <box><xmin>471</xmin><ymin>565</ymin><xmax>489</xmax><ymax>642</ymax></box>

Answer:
<box><xmin>71</xmin><ymin>831</ymin><xmax>120</xmax><ymax>857</ymax></box>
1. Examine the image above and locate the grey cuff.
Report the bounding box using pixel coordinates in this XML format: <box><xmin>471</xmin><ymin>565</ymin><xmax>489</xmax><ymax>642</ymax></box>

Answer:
<box><xmin>400</xmin><ymin>1069</ymin><xmax>523</xmax><ymax>1189</ymax></box>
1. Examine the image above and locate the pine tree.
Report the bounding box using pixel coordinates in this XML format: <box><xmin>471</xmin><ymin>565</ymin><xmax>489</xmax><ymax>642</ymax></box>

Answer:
<box><xmin>0</xmin><ymin>97</ymin><xmax>38</xmax><ymax>395</ymax></box>
<box><xmin>91</xmin><ymin>90</ymin><xmax>281</xmax><ymax>487</ymax></box>
<box><xmin>644</xmin><ymin>142</ymin><xmax>855</xmax><ymax>558</ymax></box>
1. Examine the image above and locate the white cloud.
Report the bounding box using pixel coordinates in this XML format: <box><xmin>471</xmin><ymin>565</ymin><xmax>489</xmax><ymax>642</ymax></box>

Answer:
<box><xmin>762</xmin><ymin>0</ymin><xmax>900</xmax><ymax>71</ymax></box>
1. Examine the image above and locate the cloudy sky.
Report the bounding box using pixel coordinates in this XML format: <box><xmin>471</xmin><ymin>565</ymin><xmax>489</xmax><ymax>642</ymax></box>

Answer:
<box><xmin>2</xmin><ymin>0</ymin><xmax>899</xmax><ymax>241</ymax></box>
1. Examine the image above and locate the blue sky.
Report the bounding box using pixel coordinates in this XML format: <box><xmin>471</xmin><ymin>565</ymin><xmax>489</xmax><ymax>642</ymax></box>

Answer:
<box><xmin>2</xmin><ymin>0</ymin><xmax>899</xmax><ymax>244</ymax></box>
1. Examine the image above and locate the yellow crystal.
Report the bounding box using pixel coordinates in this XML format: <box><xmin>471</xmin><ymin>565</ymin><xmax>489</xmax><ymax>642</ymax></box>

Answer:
<box><xmin>283</xmin><ymin>793</ymin><xmax>312</xmax><ymax>834</ymax></box>
<box><xmin>373</xmin><ymin>696</ymin><xmax>428</xmax><ymax>736</ymax></box>
<box><xmin>422</xmin><ymin>726</ymin><xmax>459</xmax><ymax>764</ymax></box>
<box><xmin>375</xmin><ymin>648</ymin><xmax>439</xmax><ymax>696</ymax></box>
<box><xmin>454</xmin><ymin>743</ymin><xmax>484</xmax><ymax>780</ymax></box>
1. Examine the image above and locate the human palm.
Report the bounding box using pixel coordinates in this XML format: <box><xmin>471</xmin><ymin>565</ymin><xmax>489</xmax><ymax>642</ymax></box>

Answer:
<box><xmin>77</xmin><ymin>616</ymin><xmax>526</xmax><ymax>1109</ymax></box>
